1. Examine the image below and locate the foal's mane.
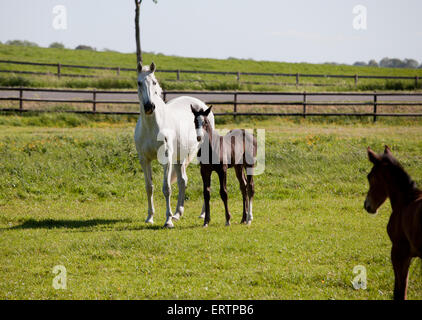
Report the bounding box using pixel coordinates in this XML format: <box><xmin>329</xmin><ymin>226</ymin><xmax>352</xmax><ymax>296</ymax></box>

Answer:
<box><xmin>202</xmin><ymin>116</ymin><xmax>216</xmax><ymax>137</ymax></box>
<box><xmin>381</xmin><ymin>153</ymin><xmax>422</xmax><ymax>201</ymax></box>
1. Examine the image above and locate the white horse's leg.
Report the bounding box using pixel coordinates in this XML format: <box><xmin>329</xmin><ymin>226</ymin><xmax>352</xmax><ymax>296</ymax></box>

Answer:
<box><xmin>141</xmin><ymin>159</ymin><xmax>155</xmax><ymax>224</ymax></box>
<box><xmin>162</xmin><ymin>161</ymin><xmax>174</xmax><ymax>228</ymax></box>
<box><xmin>173</xmin><ymin>163</ymin><xmax>187</xmax><ymax>221</ymax></box>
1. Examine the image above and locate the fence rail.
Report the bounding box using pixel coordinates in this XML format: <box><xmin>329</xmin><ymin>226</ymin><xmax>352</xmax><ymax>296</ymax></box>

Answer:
<box><xmin>1</xmin><ymin>87</ymin><xmax>422</xmax><ymax>122</ymax></box>
<box><xmin>0</xmin><ymin>59</ymin><xmax>420</xmax><ymax>87</ymax></box>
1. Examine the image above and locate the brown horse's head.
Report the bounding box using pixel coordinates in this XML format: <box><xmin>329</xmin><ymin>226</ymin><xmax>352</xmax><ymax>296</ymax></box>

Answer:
<box><xmin>190</xmin><ymin>105</ymin><xmax>213</xmax><ymax>143</ymax></box>
<box><xmin>364</xmin><ymin>146</ymin><xmax>393</xmax><ymax>214</ymax></box>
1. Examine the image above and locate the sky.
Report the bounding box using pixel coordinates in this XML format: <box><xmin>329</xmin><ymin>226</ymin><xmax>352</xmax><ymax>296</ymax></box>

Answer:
<box><xmin>0</xmin><ymin>0</ymin><xmax>421</xmax><ymax>64</ymax></box>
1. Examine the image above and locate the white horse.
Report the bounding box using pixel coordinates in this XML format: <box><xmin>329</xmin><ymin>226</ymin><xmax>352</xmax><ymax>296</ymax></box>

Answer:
<box><xmin>134</xmin><ymin>62</ymin><xmax>215</xmax><ymax>228</ymax></box>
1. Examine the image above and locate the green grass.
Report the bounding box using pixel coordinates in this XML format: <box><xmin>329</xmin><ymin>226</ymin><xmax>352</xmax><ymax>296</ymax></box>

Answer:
<box><xmin>1</xmin><ymin>114</ymin><xmax>422</xmax><ymax>299</ymax></box>
<box><xmin>1</xmin><ymin>44</ymin><xmax>421</xmax><ymax>91</ymax></box>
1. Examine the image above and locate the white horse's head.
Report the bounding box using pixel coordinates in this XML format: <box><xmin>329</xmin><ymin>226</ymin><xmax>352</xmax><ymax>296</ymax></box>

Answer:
<box><xmin>137</xmin><ymin>61</ymin><xmax>163</xmax><ymax>115</ymax></box>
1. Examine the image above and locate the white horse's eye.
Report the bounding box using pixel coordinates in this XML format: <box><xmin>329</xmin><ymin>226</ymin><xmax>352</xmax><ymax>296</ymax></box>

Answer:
<box><xmin>153</xmin><ymin>81</ymin><xmax>157</xmax><ymax>86</ymax></box>
<box><xmin>137</xmin><ymin>81</ymin><xmax>142</xmax><ymax>87</ymax></box>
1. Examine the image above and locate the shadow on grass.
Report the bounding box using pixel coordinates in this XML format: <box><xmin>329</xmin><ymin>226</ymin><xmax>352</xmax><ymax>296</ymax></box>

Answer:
<box><xmin>7</xmin><ymin>218</ymin><xmax>131</xmax><ymax>230</ymax></box>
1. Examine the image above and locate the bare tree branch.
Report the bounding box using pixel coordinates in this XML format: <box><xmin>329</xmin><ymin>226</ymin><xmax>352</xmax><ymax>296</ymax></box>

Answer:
<box><xmin>135</xmin><ymin>0</ymin><xmax>142</xmax><ymax>70</ymax></box>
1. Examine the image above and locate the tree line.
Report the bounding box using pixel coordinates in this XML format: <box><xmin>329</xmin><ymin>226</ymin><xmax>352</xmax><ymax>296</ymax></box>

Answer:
<box><xmin>354</xmin><ymin>58</ymin><xmax>421</xmax><ymax>69</ymax></box>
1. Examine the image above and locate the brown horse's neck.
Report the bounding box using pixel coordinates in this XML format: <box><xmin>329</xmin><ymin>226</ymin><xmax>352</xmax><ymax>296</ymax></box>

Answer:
<box><xmin>203</xmin><ymin>117</ymin><xmax>218</xmax><ymax>144</ymax></box>
<box><xmin>385</xmin><ymin>163</ymin><xmax>421</xmax><ymax>211</ymax></box>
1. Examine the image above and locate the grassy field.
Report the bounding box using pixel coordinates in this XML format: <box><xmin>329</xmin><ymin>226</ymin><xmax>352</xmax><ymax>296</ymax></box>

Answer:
<box><xmin>1</xmin><ymin>44</ymin><xmax>421</xmax><ymax>91</ymax></box>
<box><xmin>1</xmin><ymin>113</ymin><xmax>422</xmax><ymax>299</ymax></box>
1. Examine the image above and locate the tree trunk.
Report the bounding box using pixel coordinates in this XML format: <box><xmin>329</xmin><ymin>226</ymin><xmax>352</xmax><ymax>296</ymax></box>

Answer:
<box><xmin>135</xmin><ymin>0</ymin><xmax>143</xmax><ymax>69</ymax></box>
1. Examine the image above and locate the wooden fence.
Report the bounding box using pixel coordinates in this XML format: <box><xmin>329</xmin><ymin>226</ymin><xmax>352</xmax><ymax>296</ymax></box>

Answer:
<box><xmin>1</xmin><ymin>87</ymin><xmax>422</xmax><ymax>122</ymax></box>
<box><xmin>0</xmin><ymin>59</ymin><xmax>420</xmax><ymax>87</ymax></box>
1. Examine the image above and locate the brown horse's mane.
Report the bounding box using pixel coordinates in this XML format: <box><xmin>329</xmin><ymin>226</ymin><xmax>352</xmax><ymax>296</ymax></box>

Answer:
<box><xmin>382</xmin><ymin>153</ymin><xmax>422</xmax><ymax>202</ymax></box>
<box><xmin>202</xmin><ymin>116</ymin><xmax>215</xmax><ymax>138</ymax></box>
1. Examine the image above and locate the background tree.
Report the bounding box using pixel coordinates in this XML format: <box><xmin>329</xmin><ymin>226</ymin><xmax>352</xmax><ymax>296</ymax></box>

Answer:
<box><xmin>75</xmin><ymin>44</ymin><xmax>95</xmax><ymax>51</ymax></box>
<box><xmin>135</xmin><ymin>0</ymin><xmax>157</xmax><ymax>69</ymax></box>
<box><xmin>49</xmin><ymin>42</ymin><xmax>65</xmax><ymax>49</ymax></box>
<box><xmin>6</xmin><ymin>40</ymin><xmax>38</xmax><ymax>47</ymax></box>
<box><xmin>368</xmin><ymin>59</ymin><xmax>378</xmax><ymax>67</ymax></box>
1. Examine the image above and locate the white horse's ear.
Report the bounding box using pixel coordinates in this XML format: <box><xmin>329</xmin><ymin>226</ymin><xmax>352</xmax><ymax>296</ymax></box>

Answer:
<box><xmin>150</xmin><ymin>62</ymin><xmax>156</xmax><ymax>72</ymax></box>
<box><xmin>137</xmin><ymin>62</ymin><xmax>143</xmax><ymax>72</ymax></box>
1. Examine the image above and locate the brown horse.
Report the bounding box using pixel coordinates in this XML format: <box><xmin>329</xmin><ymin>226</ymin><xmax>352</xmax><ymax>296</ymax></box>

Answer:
<box><xmin>191</xmin><ymin>105</ymin><xmax>257</xmax><ymax>227</ymax></box>
<box><xmin>365</xmin><ymin>146</ymin><xmax>422</xmax><ymax>300</ymax></box>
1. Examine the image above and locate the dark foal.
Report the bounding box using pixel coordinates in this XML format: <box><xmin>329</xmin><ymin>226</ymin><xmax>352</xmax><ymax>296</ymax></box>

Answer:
<box><xmin>365</xmin><ymin>146</ymin><xmax>422</xmax><ymax>300</ymax></box>
<box><xmin>191</xmin><ymin>105</ymin><xmax>257</xmax><ymax>227</ymax></box>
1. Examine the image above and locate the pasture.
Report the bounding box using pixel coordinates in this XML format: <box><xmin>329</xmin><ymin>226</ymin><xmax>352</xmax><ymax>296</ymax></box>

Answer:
<box><xmin>1</xmin><ymin>44</ymin><xmax>422</xmax><ymax>91</ymax></box>
<box><xmin>1</xmin><ymin>113</ymin><xmax>422</xmax><ymax>299</ymax></box>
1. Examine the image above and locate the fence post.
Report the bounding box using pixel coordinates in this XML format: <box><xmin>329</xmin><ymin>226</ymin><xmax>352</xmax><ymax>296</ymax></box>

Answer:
<box><xmin>416</xmin><ymin>76</ymin><xmax>419</xmax><ymax>88</ymax></box>
<box><xmin>303</xmin><ymin>91</ymin><xmax>307</xmax><ymax>118</ymax></box>
<box><xmin>233</xmin><ymin>92</ymin><xmax>238</xmax><ymax>119</ymax></box>
<box><xmin>296</xmin><ymin>73</ymin><xmax>300</xmax><ymax>87</ymax></box>
<box><xmin>373</xmin><ymin>91</ymin><xmax>377</xmax><ymax>122</ymax></box>
<box><xmin>237</xmin><ymin>72</ymin><xmax>241</xmax><ymax>84</ymax></box>
<box><xmin>116</xmin><ymin>67</ymin><xmax>120</xmax><ymax>76</ymax></box>
<box><xmin>93</xmin><ymin>89</ymin><xmax>97</xmax><ymax>113</ymax></box>
<box><xmin>177</xmin><ymin>70</ymin><xmax>180</xmax><ymax>81</ymax></box>
<box><xmin>57</xmin><ymin>63</ymin><xmax>61</xmax><ymax>79</ymax></box>
<box><xmin>354</xmin><ymin>74</ymin><xmax>358</xmax><ymax>87</ymax></box>
<box><xmin>19</xmin><ymin>87</ymin><xmax>23</xmax><ymax>110</ymax></box>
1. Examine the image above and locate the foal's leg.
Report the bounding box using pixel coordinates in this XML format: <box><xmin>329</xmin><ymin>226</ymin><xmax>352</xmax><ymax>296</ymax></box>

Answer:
<box><xmin>246</xmin><ymin>171</ymin><xmax>255</xmax><ymax>225</ymax></box>
<box><xmin>201</xmin><ymin>166</ymin><xmax>212</xmax><ymax>227</ymax></box>
<box><xmin>234</xmin><ymin>165</ymin><xmax>248</xmax><ymax>224</ymax></box>
<box><xmin>140</xmin><ymin>159</ymin><xmax>155</xmax><ymax>224</ymax></box>
<box><xmin>198</xmin><ymin>203</ymin><xmax>206</xmax><ymax>220</ymax></box>
<box><xmin>173</xmin><ymin>163</ymin><xmax>187</xmax><ymax>221</ymax></box>
<box><xmin>391</xmin><ymin>243</ymin><xmax>412</xmax><ymax>300</ymax></box>
<box><xmin>218</xmin><ymin>167</ymin><xmax>231</xmax><ymax>226</ymax></box>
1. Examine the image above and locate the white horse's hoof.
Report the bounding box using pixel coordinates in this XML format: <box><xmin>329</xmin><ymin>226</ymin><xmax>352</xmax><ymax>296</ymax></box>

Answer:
<box><xmin>164</xmin><ymin>221</ymin><xmax>174</xmax><ymax>229</ymax></box>
<box><xmin>246</xmin><ymin>221</ymin><xmax>252</xmax><ymax>226</ymax></box>
<box><xmin>145</xmin><ymin>217</ymin><xmax>154</xmax><ymax>224</ymax></box>
<box><xmin>225</xmin><ymin>221</ymin><xmax>231</xmax><ymax>227</ymax></box>
<box><xmin>198</xmin><ymin>213</ymin><xmax>205</xmax><ymax>219</ymax></box>
<box><xmin>203</xmin><ymin>223</ymin><xmax>208</xmax><ymax>228</ymax></box>
<box><xmin>172</xmin><ymin>213</ymin><xmax>181</xmax><ymax>221</ymax></box>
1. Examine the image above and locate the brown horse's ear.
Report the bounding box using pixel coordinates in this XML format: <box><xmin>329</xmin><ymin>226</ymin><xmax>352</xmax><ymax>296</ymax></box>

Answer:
<box><xmin>367</xmin><ymin>147</ymin><xmax>380</xmax><ymax>164</ymax></box>
<box><xmin>150</xmin><ymin>61</ymin><xmax>156</xmax><ymax>72</ymax></box>
<box><xmin>203</xmin><ymin>106</ymin><xmax>213</xmax><ymax>117</ymax></box>
<box><xmin>384</xmin><ymin>145</ymin><xmax>392</xmax><ymax>155</ymax></box>
<box><xmin>137</xmin><ymin>62</ymin><xmax>143</xmax><ymax>73</ymax></box>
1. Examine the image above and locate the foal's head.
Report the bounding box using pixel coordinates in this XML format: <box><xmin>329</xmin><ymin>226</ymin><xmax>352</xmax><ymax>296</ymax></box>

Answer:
<box><xmin>364</xmin><ymin>145</ymin><xmax>412</xmax><ymax>214</ymax></box>
<box><xmin>190</xmin><ymin>105</ymin><xmax>213</xmax><ymax>143</ymax></box>
<box><xmin>137</xmin><ymin>62</ymin><xmax>163</xmax><ymax>115</ymax></box>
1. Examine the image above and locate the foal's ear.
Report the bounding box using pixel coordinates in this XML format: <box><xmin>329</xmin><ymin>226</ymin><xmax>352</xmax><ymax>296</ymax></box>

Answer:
<box><xmin>203</xmin><ymin>106</ymin><xmax>213</xmax><ymax>117</ymax></box>
<box><xmin>384</xmin><ymin>145</ymin><xmax>392</xmax><ymax>155</ymax></box>
<box><xmin>190</xmin><ymin>104</ymin><xmax>197</xmax><ymax>115</ymax></box>
<box><xmin>367</xmin><ymin>147</ymin><xmax>381</xmax><ymax>164</ymax></box>
<box><xmin>150</xmin><ymin>61</ymin><xmax>156</xmax><ymax>73</ymax></box>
